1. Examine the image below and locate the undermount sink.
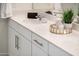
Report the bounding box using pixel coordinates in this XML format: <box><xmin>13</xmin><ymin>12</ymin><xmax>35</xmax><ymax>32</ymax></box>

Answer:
<box><xmin>29</xmin><ymin>18</ymin><xmax>47</xmax><ymax>24</ymax></box>
<box><xmin>72</xmin><ymin>22</ymin><xmax>79</xmax><ymax>31</ymax></box>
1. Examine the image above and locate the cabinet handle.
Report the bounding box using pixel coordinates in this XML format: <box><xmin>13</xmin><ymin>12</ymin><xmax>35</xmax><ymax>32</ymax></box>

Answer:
<box><xmin>34</xmin><ymin>40</ymin><xmax>43</xmax><ymax>47</ymax></box>
<box><xmin>17</xmin><ymin>36</ymin><xmax>19</xmax><ymax>50</ymax></box>
<box><xmin>15</xmin><ymin>35</ymin><xmax>17</xmax><ymax>48</ymax></box>
<box><xmin>15</xmin><ymin>35</ymin><xmax>19</xmax><ymax>50</ymax></box>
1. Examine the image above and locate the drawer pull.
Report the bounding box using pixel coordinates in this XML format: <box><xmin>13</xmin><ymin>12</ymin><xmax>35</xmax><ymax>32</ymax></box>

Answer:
<box><xmin>34</xmin><ymin>40</ymin><xmax>43</xmax><ymax>46</ymax></box>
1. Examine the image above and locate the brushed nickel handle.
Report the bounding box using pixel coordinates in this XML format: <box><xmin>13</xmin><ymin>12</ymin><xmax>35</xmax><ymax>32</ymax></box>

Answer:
<box><xmin>17</xmin><ymin>37</ymin><xmax>19</xmax><ymax>50</ymax></box>
<box><xmin>15</xmin><ymin>35</ymin><xmax>17</xmax><ymax>48</ymax></box>
<box><xmin>15</xmin><ymin>35</ymin><xmax>19</xmax><ymax>50</ymax></box>
<box><xmin>34</xmin><ymin>40</ymin><xmax>43</xmax><ymax>47</ymax></box>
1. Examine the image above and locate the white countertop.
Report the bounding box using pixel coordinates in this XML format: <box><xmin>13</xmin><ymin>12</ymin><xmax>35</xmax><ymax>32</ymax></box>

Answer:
<box><xmin>11</xmin><ymin>13</ymin><xmax>79</xmax><ymax>56</ymax></box>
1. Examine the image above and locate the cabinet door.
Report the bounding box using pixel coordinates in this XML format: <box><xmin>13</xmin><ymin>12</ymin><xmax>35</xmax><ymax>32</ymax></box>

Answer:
<box><xmin>8</xmin><ymin>27</ymin><xmax>31</xmax><ymax>56</ymax></box>
<box><xmin>32</xmin><ymin>43</ymin><xmax>48</xmax><ymax>56</ymax></box>
<box><xmin>18</xmin><ymin>34</ymin><xmax>31</xmax><ymax>56</ymax></box>
<box><xmin>8</xmin><ymin>27</ymin><xmax>18</xmax><ymax>56</ymax></box>
<box><xmin>49</xmin><ymin>43</ymin><xmax>71</xmax><ymax>56</ymax></box>
<box><xmin>14</xmin><ymin>30</ymin><xmax>31</xmax><ymax>56</ymax></box>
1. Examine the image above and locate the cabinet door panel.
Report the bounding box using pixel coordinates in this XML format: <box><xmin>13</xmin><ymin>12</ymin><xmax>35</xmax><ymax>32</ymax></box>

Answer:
<box><xmin>48</xmin><ymin>43</ymin><xmax>55</xmax><ymax>56</ymax></box>
<box><xmin>19</xmin><ymin>36</ymin><xmax>31</xmax><ymax>56</ymax></box>
<box><xmin>13</xmin><ymin>29</ymin><xmax>31</xmax><ymax>56</ymax></box>
<box><xmin>54</xmin><ymin>47</ymin><xmax>71</xmax><ymax>56</ymax></box>
<box><xmin>8</xmin><ymin>27</ymin><xmax>18</xmax><ymax>56</ymax></box>
<box><xmin>8</xmin><ymin>27</ymin><xmax>31</xmax><ymax>56</ymax></box>
<box><xmin>49</xmin><ymin>43</ymin><xmax>71</xmax><ymax>56</ymax></box>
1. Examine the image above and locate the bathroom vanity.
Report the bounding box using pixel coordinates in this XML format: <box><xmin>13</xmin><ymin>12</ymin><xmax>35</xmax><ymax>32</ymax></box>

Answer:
<box><xmin>8</xmin><ymin>13</ymin><xmax>79</xmax><ymax>56</ymax></box>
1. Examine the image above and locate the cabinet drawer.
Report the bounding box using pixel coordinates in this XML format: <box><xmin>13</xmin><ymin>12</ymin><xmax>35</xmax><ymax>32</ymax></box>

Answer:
<box><xmin>32</xmin><ymin>33</ymin><xmax>48</xmax><ymax>53</ymax></box>
<box><xmin>8</xmin><ymin>20</ymin><xmax>31</xmax><ymax>41</ymax></box>
<box><xmin>32</xmin><ymin>43</ymin><xmax>48</xmax><ymax>56</ymax></box>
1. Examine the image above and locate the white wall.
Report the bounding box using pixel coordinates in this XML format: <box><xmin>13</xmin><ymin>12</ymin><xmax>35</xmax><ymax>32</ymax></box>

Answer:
<box><xmin>12</xmin><ymin>3</ymin><xmax>32</xmax><ymax>12</ymax></box>
<box><xmin>61</xmin><ymin>3</ymin><xmax>78</xmax><ymax>16</ymax></box>
<box><xmin>11</xmin><ymin>3</ymin><xmax>79</xmax><ymax>15</ymax></box>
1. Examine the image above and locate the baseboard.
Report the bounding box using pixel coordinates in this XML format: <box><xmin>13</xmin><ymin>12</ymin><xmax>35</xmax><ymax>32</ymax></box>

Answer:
<box><xmin>0</xmin><ymin>53</ymin><xmax>8</xmax><ymax>56</ymax></box>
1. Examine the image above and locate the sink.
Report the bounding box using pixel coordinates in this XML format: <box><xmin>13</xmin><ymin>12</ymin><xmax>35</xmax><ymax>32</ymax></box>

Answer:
<box><xmin>29</xmin><ymin>18</ymin><xmax>47</xmax><ymax>24</ymax></box>
<box><xmin>72</xmin><ymin>22</ymin><xmax>79</xmax><ymax>31</ymax></box>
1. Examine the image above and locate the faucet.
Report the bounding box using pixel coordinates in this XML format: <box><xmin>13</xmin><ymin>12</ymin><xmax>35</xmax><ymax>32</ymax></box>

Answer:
<box><xmin>36</xmin><ymin>15</ymin><xmax>42</xmax><ymax>21</ymax></box>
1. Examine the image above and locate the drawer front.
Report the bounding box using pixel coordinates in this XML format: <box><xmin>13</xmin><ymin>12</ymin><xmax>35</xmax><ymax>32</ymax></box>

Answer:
<box><xmin>32</xmin><ymin>33</ymin><xmax>48</xmax><ymax>53</ymax></box>
<box><xmin>32</xmin><ymin>43</ymin><xmax>48</xmax><ymax>56</ymax></box>
<box><xmin>8</xmin><ymin>20</ymin><xmax>31</xmax><ymax>41</ymax></box>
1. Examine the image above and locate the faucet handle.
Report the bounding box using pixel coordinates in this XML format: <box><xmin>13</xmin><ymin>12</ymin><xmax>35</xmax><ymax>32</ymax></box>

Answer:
<box><xmin>36</xmin><ymin>15</ymin><xmax>42</xmax><ymax>21</ymax></box>
<box><xmin>36</xmin><ymin>15</ymin><xmax>40</xmax><ymax>18</ymax></box>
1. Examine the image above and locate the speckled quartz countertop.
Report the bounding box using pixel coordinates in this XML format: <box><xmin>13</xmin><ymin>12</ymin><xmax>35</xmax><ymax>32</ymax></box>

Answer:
<box><xmin>10</xmin><ymin>13</ymin><xmax>79</xmax><ymax>56</ymax></box>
